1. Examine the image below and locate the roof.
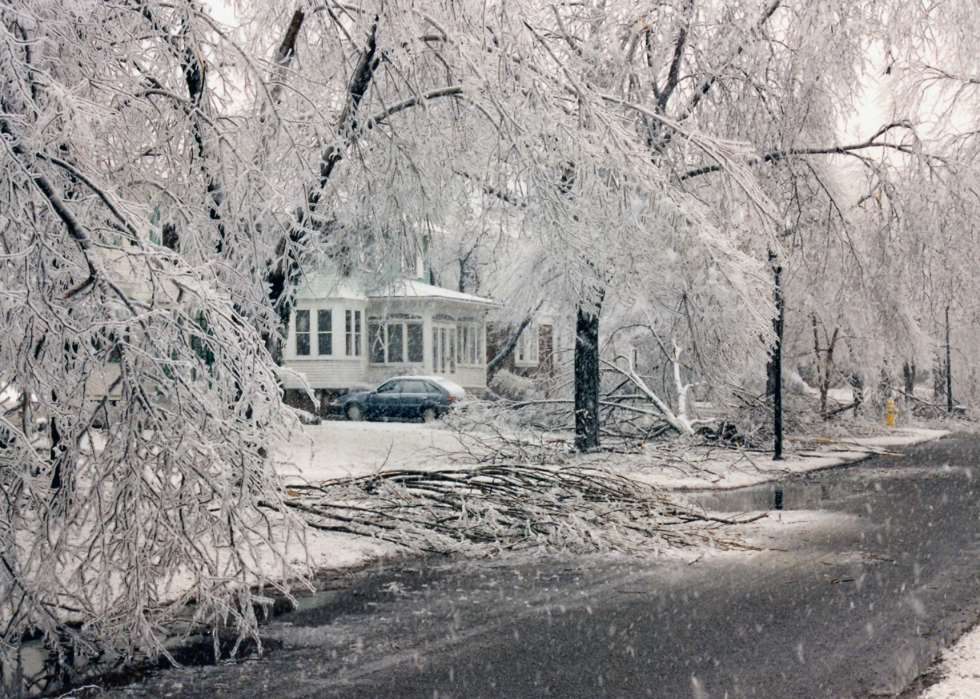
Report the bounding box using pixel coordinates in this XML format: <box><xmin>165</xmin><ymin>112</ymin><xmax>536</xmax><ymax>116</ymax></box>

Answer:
<box><xmin>295</xmin><ymin>271</ymin><xmax>368</xmax><ymax>301</ymax></box>
<box><xmin>295</xmin><ymin>266</ymin><xmax>495</xmax><ymax>306</ymax></box>
<box><xmin>369</xmin><ymin>279</ymin><xmax>494</xmax><ymax>306</ymax></box>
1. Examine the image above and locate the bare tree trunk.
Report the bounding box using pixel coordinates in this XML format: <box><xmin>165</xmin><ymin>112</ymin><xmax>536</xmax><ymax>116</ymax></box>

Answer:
<box><xmin>903</xmin><ymin>360</ymin><xmax>916</xmax><ymax>397</ymax></box>
<box><xmin>574</xmin><ymin>302</ymin><xmax>602</xmax><ymax>452</ymax></box>
<box><xmin>946</xmin><ymin>305</ymin><xmax>953</xmax><ymax>413</ymax></box>
<box><xmin>767</xmin><ymin>251</ymin><xmax>783</xmax><ymax>459</ymax></box>
<box><xmin>934</xmin><ymin>352</ymin><xmax>947</xmax><ymax>405</ymax></box>
<box><xmin>812</xmin><ymin>314</ymin><xmax>839</xmax><ymax>417</ymax></box>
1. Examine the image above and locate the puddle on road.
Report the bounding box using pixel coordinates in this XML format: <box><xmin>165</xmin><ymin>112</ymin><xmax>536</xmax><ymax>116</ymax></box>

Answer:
<box><xmin>683</xmin><ymin>481</ymin><xmax>837</xmax><ymax>513</ymax></box>
<box><xmin>685</xmin><ymin>461</ymin><xmax>980</xmax><ymax>515</ymax></box>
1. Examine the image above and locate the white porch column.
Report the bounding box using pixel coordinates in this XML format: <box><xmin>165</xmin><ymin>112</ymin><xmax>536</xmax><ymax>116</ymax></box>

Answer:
<box><xmin>422</xmin><ymin>306</ymin><xmax>434</xmax><ymax>373</ymax></box>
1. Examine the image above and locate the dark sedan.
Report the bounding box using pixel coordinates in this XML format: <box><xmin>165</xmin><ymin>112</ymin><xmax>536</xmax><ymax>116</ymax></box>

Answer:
<box><xmin>335</xmin><ymin>376</ymin><xmax>466</xmax><ymax>423</ymax></box>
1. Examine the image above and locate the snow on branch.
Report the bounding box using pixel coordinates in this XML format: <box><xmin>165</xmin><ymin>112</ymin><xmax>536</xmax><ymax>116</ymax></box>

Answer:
<box><xmin>679</xmin><ymin>122</ymin><xmax>943</xmax><ymax>180</ymax></box>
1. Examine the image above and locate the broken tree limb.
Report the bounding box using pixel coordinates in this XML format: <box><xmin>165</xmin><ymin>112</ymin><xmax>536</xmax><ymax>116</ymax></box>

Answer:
<box><xmin>602</xmin><ymin>359</ymin><xmax>695</xmax><ymax>436</ymax></box>
<box><xmin>822</xmin><ymin>401</ymin><xmax>860</xmax><ymax>419</ymax></box>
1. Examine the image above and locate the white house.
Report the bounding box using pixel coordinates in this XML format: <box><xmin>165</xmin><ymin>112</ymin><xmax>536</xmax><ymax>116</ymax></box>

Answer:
<box><xmin>282</xmin><ymin>270</ymin><xmax>495</xmax><ymax>395</ymax></box>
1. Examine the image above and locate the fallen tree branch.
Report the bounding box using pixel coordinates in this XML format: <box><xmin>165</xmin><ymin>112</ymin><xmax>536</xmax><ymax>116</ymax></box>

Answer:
<box><xmin>277</xmin><ymin>464</ymin><xmax>747</xmax><ymax>555</ymax></box>
<box><xmin>601</xmin><ymin>359</ymin><xmax>695</xmax><ymax>435</ymax></box>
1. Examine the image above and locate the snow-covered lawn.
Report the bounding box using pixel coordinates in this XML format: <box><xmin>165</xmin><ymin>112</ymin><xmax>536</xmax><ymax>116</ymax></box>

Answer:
<box><xmin>273</xmin><ymin>420</ymin><xmax>469</xmax><ymax>482</ymax></box>
<box><xmin>597</xmin><ymin>428</ymin><xmax>950</xmax><ymax>491</ymax></box>
<box><xmin>274</xmin><ymin>420</ymin><xmax>949</xmax><ymax>491</ymax></box>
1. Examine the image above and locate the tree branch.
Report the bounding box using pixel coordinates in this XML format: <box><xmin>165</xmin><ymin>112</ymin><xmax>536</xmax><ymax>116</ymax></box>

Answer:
<box><xmin>679</xmin><ymin>122</ymin><xmax>937</xmax><ymax>180</ymax></box>
<box><xmin>677</xmin><ymin>0</ymin><xmax>783</xmax><ymax>121</ymax></box>
<box><xmin>601</xmin><ymin>359</ymin><xmax>694</xmax><ymax>435</ymax></box>
<box><xmin>656</xmin><ymin>0</ymin><xmax>693</xmax><ymax>112</ymax></box>
<box><xmin>487</xmin><ymin>307</ymin><xmax>541</xmax><ymax>376</ymax></box>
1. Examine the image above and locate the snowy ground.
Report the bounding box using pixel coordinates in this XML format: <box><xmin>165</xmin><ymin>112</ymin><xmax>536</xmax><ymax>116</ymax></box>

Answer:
<box><xmin>595</xmin><ymin>428</ymin><xmax>950</xmax><ymax>490</ymax></box>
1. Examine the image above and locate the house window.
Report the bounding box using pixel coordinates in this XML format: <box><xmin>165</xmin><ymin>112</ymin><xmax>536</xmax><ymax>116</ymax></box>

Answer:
<box><xmin>346</xmin><ymin>310</ymin><xmax>362</xmax><ymax>356</ymax></box>
<box><xmin>407</xmin><ymin>323</ymin><xmax>424</xmax><ymax>363</ymax></box>
<box><xmin>317</xmin><ymin>310</ymin><xmax>332</xmax><ymax>356</ymax></box>
<box><xmin>295</xmin><ymin>310</ymin><xmax>310</xmax><ymax>356</ymax></box>
<box><xmin>369</xmin><ymin>323</ymin><xmax>384</xmax><ymax>363</ymax></box>
<box><xmin>389</xmin><ymin>322</ymin><xmax>404</xmax><ymax>362</ymax></box>
<box><xmin>457</xmin><ymin>322</ymin><xmax>481</xmax><ymax>365</ymax></box>
<box><xmin>368</xmin><ymin>320</ymin><xmax>424</xmax><ymax>364</ymax></box>
<box><xmin>516</xmin><ymin>325</ymin><xmax>539</xmax><ymax>365</ymax></box>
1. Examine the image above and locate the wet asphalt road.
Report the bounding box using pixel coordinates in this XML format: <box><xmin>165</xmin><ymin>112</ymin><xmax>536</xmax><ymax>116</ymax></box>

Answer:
<box><xmin>107</xmin><ymin>433</ymin><xmax>980</xmax><ymax>698</ymax></box>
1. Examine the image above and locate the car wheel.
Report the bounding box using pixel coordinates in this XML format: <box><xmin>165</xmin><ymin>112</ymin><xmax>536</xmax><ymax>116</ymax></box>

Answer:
<box><xmin>346</xmin><ymin>404</ymin><xmax>363</xmax><ymax>421</ymax></box>
<box><xmin>421</xmin><ymin>407</ymin><xmax>437</xmax><ymax>423</ymax></box>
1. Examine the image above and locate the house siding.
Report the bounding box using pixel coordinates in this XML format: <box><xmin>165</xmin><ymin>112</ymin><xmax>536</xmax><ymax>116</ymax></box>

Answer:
<box><xmin>282</xmin><ymin>358</ymin><xmax>368</xmax><ymax>390</ymax></box>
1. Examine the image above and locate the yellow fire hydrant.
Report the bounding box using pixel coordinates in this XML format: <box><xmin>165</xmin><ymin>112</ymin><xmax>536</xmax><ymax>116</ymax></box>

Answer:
<box><xmin>886</xmin><ymin>398</ymin><xmax>898</xmax><ymax>427</ymax></box>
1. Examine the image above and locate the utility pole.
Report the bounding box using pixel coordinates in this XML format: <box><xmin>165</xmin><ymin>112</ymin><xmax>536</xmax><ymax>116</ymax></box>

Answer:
<box><xmin>946</xmin><ymin>305</ymin><xmax>953</xmax><ymax>414</ymax></box>
<box><xmin>769</xmin><ymin>250</ymin><xmax>784</xmax><ymax>460</ymax></box>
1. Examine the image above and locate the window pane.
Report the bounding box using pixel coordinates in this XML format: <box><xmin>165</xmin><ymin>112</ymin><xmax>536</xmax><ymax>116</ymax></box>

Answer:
<box><xmin>388</xmin><ymin>323</ymin><xmax>404</xmax><ymax>363</ymax></box>
<box><xmin>433</xmin><ymin>328</ymin><xmax>440</xmax><ymax>372</ymax></box>
<box><xmin>296</xmin><ymin>334</ymin><xmax>310</xmax><ymax>356</ymax></box>
<box><xmin>408</xmin><ymin>323</ymin><xmax>424</xmax><ymax>363</ymax></box>
<box><xmin>296</xmin><ymin>310</ymin><xmax>310</xmax><ymax>356</ymax></box>
<box><xmin>346</xmin><ymin>310</ymin><xmax>363</xmax><ymax>356</ymax></box>
<box><xmin>355</xmin><ymin>311</ymin><xmax>362</xmax><ymax>356</ymax></box>
<box><xmin>317</xmin><ymin>310</ymin><xmax>332</xmax><ymax>355</ymax></box>
<box><xmin>369</xmin><ymin>323</ymin><xmax>384</xmax><ymax>363</ymax></box>
<box><xmin>296</xmin><ymin>310</ymin><xmax>310</xmax><ymax>333</ymax></box>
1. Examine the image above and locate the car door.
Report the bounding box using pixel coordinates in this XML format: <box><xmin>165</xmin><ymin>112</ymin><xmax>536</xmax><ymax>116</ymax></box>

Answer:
<box><xmin>399</xmin><ymin>379</ymin><xmax>431</xmax><ymax>418</ymax></box>
<box><xmin>367</xmin><ymin>380</ymin><xmax>402</xmax><ymax>419</ymax></box>
<box><xmin>421</xmin><ymin>379</ymin><xmax>450</xmax><ymax>413</ymax></box>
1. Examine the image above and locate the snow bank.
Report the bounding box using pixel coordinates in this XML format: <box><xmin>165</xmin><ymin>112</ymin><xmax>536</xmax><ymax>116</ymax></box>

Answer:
<box><xmin>919</xmin><ymin>627</ymin><xmax>980</xmax><ymax>698</ymax></box>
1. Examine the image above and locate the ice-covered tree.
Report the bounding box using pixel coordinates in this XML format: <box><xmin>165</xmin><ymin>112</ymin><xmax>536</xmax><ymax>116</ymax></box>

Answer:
<box><xmin>0</xmin><ymin>1</ymin><xmax>309</xmax><ymax>692</ymax></box>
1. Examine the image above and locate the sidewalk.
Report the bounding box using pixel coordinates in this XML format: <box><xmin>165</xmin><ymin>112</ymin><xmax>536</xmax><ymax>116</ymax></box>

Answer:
<box><xmin>917</xmin><ymin>627</ymin><xmax>980</xmax><ymax>698</ymax></box>
<box><xmin>604</xmin><ymin>427</ymin><xmax>951</xmax><ymax>491</ymax></box>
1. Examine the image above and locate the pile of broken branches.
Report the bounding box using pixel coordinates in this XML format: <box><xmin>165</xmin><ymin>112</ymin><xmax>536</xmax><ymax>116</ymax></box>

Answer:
<box><xmin>274</xmin><ymin>463</ymin><xmax>760</xmax><ymax>557</ymax></box>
